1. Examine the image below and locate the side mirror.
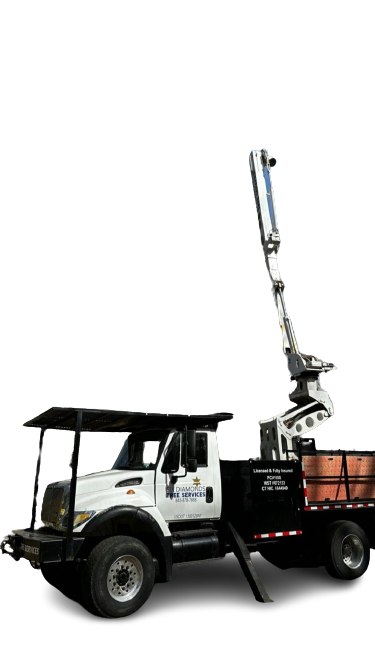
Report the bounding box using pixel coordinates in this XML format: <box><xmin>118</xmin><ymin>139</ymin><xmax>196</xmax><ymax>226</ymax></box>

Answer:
<box><xmin>162</xmin><ymin>429</ymin><xmax>198</xmax><ymax>481</ymax></box>
<box><xmin>185</xmin><ymin>429</ymin><xmax>197</xmax><ymax>473</ymax></box>
<box><xmin>187</xmin><ymin>458</ymin><xmax>197</xmax><ymax>473</ymax></box>
<box><xmin>186</xmin><ymin>429</ymin><xmax>196</xmax><ymax>460</ymax></box>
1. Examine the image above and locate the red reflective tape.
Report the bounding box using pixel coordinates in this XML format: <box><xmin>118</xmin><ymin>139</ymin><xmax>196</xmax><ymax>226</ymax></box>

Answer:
<box><xmin>317</xmin><ymin>506</ymin><xmax>324</xmax><ymax>510</ymax></box>
<box><xmin>304</xmin><ymin>488</ymin><xmax>308</xmax><ymax>497</ymax></box>
<box><xmin>305</xmin><ymin>506</ymin><xmax>311</xmax><ymax>511</ymax></box>
<box><xmin>353</xmin><ymin>504</ymin><xmax>358</xmax><ymax>508</ymax></box>
<box><xmin>364</xmin><ymin>503</ymin><xmax>369</xmax><ymax>508</ymax></box>
<box><xmin>302</xmin><ymin>471</ymin><xmax>306</xmax><ymax>479</ymax></box>
<box><xmin>329</xmin><ymin>505</ymin><xmax>335</xmax><ymax>509</ymax></box>
<box><xmin>253</xmin><ymin>530</ymin><xmax>303</xmax><ymax>539</ymax></box>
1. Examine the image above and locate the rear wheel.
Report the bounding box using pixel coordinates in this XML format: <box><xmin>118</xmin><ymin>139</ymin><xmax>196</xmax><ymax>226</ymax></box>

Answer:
<box><xmin>81</xmin><ymin>536</ymin><xmax>155</xmax><ymax>618</ymax></box>
<box><xmin>324</xmin><ymin>520</ymin><xmax>370</xmax><ymax>580</ymax></box>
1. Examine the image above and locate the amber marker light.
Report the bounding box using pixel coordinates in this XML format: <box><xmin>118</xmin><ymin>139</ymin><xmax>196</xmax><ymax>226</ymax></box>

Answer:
<box><xmin>127</xmin><ymin>489</ymin><xmax>135</xmax><ymax>494</ymax></box>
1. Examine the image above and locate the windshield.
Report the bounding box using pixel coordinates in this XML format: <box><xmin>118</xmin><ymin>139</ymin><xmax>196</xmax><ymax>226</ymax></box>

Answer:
<box><xmin>112</xmin><ymin>430</ymin><xmax>169</xmax><ymax>470</ymax></box>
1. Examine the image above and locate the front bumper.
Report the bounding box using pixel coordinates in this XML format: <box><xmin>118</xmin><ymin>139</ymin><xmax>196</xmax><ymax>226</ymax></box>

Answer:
<box><xmin>1</xmin><ymin>529</ymin><xmax>84</xmax><ymax>564</ymax></box>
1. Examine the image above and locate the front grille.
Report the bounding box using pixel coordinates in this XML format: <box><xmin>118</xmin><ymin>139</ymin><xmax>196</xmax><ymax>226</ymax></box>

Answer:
<box><xmin>41</xmin><ymin>484</ymin><xmax>68</xmax><ymax>527</ymax></box>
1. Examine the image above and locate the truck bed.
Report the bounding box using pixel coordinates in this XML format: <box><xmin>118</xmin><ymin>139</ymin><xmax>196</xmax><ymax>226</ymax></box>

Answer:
<box><xmin>220</xmin><ymin>451</ymin><xmax>375</xmax><ymax>546</ymax></box>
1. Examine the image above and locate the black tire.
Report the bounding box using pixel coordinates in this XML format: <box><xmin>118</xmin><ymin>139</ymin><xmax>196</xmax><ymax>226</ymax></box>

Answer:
<box><xmin>81</xmin><ymin>536</ymin><xmax>155</xmax><ymax>618</ymax></box>
<box><xmin>324</xmin><ymin>520</ymin><xmax>370</xmax><ymax>580</ymax></box>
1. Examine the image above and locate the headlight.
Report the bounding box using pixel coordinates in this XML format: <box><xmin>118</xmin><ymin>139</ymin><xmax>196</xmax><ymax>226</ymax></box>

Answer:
<box><xmin>62</xmin><ymin>511</ymin><xmax>96</xmax><ymax>529</ymax></box>
<box><xmin>115</xmin><ymin>477</ymin><xmax>142</xmax><ymax>488</ymax></box>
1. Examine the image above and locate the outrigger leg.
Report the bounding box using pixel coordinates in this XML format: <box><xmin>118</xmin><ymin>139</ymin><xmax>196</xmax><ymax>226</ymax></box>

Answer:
<box><xmin>227</xmin><ymin>522</ymin><xmax>273</xmax><ymax>603</ymax></box>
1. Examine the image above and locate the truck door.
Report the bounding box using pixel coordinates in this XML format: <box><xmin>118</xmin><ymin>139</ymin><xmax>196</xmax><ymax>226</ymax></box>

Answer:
<box><xmin>155</xmin><ymin>430</ymin><xmax>219</xmax><ymax>523</ymax></box>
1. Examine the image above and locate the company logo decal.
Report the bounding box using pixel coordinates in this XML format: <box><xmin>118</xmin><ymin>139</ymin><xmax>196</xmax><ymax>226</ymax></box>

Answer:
<box><xmin>21</xmin><ymin>543</ymin><xmax>39</xmax><ymax>555</ymax></box>
<box><xmin>166</xmin><ymin>479</ymin><xmax>206</xmax><ymax>503</ymax></box>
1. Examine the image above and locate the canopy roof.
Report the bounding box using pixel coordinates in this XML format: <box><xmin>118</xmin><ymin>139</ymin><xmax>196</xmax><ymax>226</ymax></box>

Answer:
<box><xmin>23</xmin><ymin>407</ymin><xmax>233</xmax><ymax>433</ymax></box>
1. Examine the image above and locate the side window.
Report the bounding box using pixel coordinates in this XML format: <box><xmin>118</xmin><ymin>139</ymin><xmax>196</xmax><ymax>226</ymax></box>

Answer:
<box><xmin>196</xmin><ymin>433</ymin><xmax>208</xmax><ymax>467</ymax></box>
<box><xmin>161</xmin><ymin>433</ymin><xmax>181</xmax><ymax>474</ymax></box>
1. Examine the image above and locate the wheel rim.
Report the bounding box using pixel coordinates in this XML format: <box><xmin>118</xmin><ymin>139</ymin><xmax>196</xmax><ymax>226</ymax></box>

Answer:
<box><xmin>341</xmin><ymin>534</ymin><xmax>364</xmax><ymax>569</ymax></box>
<box><xmin>107</xmin><ymin>555</ymin><xmax>143</xmax><ymax>601</ymax></box>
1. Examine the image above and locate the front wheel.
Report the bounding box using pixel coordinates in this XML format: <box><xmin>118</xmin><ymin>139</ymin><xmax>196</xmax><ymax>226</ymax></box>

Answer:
<box><xmin>81</xmin><ymin>536</ymin><xmax>155</xmax><ymax>618</ymax></box>
<box><xmin>324</xmin><ymin>520</ymin><xmax>370</xmax><ymax>580</ymax></box>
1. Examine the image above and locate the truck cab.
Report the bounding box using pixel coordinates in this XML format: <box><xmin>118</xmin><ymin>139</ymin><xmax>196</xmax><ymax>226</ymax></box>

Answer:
<box><xmin>42</xmin><ymin>421</ymin><xmax>224</xmax><ymax>536</ymax></box>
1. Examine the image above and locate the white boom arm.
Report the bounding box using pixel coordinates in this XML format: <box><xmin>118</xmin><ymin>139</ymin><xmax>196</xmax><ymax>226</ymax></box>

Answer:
<box><xmin>250</xmin><ymin>149</ymin><xmax>335</xmax><ymax>460</ymax></box>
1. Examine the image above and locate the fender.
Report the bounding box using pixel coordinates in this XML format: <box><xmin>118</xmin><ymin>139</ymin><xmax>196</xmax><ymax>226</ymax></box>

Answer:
<box><xmin>81</xmin><ymin>505</ymin><xmax>172</xmax><ymax>581</ymax></box>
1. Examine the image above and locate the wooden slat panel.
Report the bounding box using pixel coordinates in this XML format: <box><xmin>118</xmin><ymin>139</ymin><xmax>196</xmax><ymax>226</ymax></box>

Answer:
<box><xmin>303</xmin><ymin>454</ymin><xmax>375</xmax><ymax>502</ymax></box>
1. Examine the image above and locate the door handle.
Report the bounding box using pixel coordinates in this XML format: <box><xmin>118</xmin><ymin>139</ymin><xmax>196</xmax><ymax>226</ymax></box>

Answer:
<box><xmin>206</xmin><ymin>486</ymin><xmax>213</xmax><ymax>503</ymax></box>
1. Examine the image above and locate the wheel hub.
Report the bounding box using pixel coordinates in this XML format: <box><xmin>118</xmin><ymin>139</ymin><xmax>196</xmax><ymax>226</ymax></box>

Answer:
<box><xmin>107</xmin><ymin>554</ymin><xmax>143</xmax><ymax>602</ymax></box>
<box><xmin>116</xmin><ymin>569</ymin><xmax>130</xmax><ymax>586</ymax></box>
<box><xmin>341</xmin><ymin>534</ymin><xmax>364</xmax><ymax>569</ymax></box>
